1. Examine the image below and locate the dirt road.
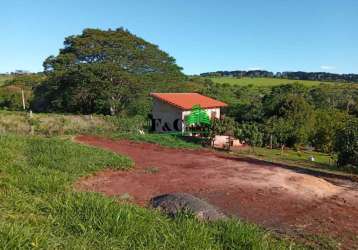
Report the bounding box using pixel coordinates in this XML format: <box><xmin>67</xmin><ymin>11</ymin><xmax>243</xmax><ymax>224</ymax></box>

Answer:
<box><xmin>75</xmin><ymin>135</ymin><xmax>358</xmax><ymax>249</ymax></box>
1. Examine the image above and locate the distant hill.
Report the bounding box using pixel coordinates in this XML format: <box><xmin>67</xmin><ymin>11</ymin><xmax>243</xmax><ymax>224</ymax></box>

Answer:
<box><xmin>200</xmin><ymin>70</ymin><xmax>358</xmax><ymax>83</ymax></box>
<box><xmin>202</xmin><ymin>77</ymin><xmax>341</xmax><ymax>88</ymax></box>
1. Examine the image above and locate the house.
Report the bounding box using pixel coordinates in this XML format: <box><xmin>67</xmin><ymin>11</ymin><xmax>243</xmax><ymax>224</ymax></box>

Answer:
<box><xmin>150</xmin><ymin>93</ymin><xmax>227</xmax><ymax>133</ymax></box>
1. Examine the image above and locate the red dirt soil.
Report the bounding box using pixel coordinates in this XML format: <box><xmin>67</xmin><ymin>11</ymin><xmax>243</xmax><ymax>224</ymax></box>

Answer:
<box><xmin>75</xmin><ymin>135</ymin><xmax>358</xmax><ymax>249</ymax></box>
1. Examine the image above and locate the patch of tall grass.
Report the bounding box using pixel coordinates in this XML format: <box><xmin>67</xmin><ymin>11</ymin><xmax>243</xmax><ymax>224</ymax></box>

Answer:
<box><xmin>0</xmin><ymin>110</ymin><xmax>140</xmax><ymax>136</ymax></box>
<box><xmin>0</xmin><ymin>111</ymin><xmax>203</xmax><ymax>149</ymax></box>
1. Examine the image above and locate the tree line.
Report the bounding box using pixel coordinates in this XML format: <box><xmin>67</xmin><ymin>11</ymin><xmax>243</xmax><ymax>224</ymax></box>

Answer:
<box><xmin>200</xmin><ymin>70</ymin><xmax>358</xmax><ymax>83</ymax></box>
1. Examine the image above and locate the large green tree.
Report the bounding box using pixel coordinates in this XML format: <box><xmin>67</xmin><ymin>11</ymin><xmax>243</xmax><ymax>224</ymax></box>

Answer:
<box><xmin>32</xmin><ymin>28</ymin><xmax>185</xmax><ymax>114</ymax></box>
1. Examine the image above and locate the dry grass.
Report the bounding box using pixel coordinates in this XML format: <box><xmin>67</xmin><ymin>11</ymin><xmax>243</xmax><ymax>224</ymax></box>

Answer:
<box><xmin>0</xmin><ymin>111</ymin><xmax>117</xmax><ymax>136</ymax></box>
<box><xmin>0</xmin><ymin>75</ymin><xmax>12</xmax><ymax>86</ymax></box>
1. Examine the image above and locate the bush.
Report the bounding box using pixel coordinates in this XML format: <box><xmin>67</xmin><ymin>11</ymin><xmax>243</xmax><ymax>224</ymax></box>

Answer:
<box><xmin>209</xmin><ymin>117</ymin><xmax>238</xmax><ymax>137</ymax></box>
<box><xmin>335</xmin><ymin>118</ymin><xmax>358</xmax><ymax>167</ymax></box>
<box><xmin>237</xmin><ymin>123</ymin><xmax>263</xmax><ymax>149</ymax></box>
<box><xmin>310</xmin><ymin>110</ymin><xmax>347</xmax><ymax>153</ymax></box>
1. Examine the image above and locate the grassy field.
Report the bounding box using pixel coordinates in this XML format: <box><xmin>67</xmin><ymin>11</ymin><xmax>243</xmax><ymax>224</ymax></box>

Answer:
<box><xmin>0</xmin><ymin>75</ymin><xmax>12</xmax><ymax>86</ymax></box>
<box><xmin>236</xmin><ymin>147</ymin><xmax>333</xmax><ymax>166</ymax></box>
<box><xmin>205</xmin><ymin>77</ymin><xmax>352</xmax><ymax>88</ymax></box>
<box><xmin>0</xmin><ymin>110</ymin><xmax>202</xmax><ymax>149</ymax></box>
<box><xmin>0</xmin><ymin>110</ymin><xmax>149</xmax><ymax>137</ymax></box>
<box><xmin>0</xmin><ymin>134</ymin><xmax>302</xmax><ymax>249</ymax></box>
<box><xmin>0</xmin><ymin>110</ymin><xmax>116</xmax><ymax>136</ymax></box>
<box><xmin>233</xmin><ymin>146</ymin><xmax>358</xmax><ymax>176</ymax></box>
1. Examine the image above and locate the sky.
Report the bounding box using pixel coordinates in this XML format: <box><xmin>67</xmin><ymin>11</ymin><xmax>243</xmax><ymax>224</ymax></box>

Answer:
<box><xmin>1</xmin><ymin>0</ymin><xmax>357</xmax><ymax>75</ymax></box>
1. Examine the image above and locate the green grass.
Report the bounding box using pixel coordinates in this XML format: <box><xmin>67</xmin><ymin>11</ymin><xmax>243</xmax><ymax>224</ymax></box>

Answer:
<box><xmin>0</xmin><ymin>134</ymin><xmax>302</xmax><ymax>249</ymax></box>
<box><xmin>112</xmin><ymin>133</ymin><xmax>203</xmax><ymax>149</ymax></box>
<box><xmin>234</xmin><ymin>147</ymin><xmax>358</xmax><ymax>176</ymax></box>
<box><xmin>206</xmin><ymin>77</ymin><xmax>349</xmax><ymax>88</ymax></box>
<box><xmin>242</xmin><ymin>147</ymin><xmax>332</xmax><ymax>166</ymax></box>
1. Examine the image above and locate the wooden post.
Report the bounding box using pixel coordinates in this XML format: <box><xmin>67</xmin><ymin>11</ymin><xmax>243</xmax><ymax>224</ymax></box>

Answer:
<box><xmin>227</xmin><ymin>135</ymin><xmax>231</xmax><ymax>152</ymax></box>
<box><xmin>21</xmin><ymin>89</ymin><xmax>26</xmax><ymax>110</ymax></box>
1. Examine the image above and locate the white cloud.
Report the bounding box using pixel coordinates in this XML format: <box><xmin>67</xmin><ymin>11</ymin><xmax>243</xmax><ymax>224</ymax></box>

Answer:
<box><xmin>320</xmin><ymin>65</ymin><xmax>336</xmax><ymax>70</ymax></box>
<box><xmin>247</xmin><ymin>67</ymin><xmax>262</xmax><ymax>71</ymax></box>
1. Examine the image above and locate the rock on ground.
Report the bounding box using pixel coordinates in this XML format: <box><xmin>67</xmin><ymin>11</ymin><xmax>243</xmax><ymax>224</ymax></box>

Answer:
<box><xmin>149</xmin><ymin>193</ymin><xmax>227</xmax><ymax>221</ymax></box>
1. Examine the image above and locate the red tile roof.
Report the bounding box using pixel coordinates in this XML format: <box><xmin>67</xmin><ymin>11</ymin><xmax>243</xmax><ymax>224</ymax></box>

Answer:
<box><xmin>150</xmin><ymin>93</ymin><xmax>228</xmax><ymax>110</ymax></box>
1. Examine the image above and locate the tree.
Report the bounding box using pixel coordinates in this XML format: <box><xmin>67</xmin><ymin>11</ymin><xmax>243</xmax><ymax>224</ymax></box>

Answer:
<box><xmin>310</xmin><ymin>109</ymin><xmax>348</xmax><ymax>153</ymax></box>
<box><xmin>0</xmin><ymin>86</ymin><xmax>32</xmax><ymax>111</ymax></box>
<box><xmin>237</xmin><ymin>123</ymin><xmax>263</xmax><ymax>152</ymax></box>
<box><xmin>32</xmin><ymin>28</ymin><xmax>185</xmax><ymax>114</ymax></box>
<box><xmin>43</xmin><ymin>28</ymin><xmax>184</xmax><ymax>82</ymax></box>
<box><xmin>209</xmin><ymin>116</ymin><xmax>238</xmax><ymax>137</ymax></box>
<box><xmin>264</xmin><ymin>92</ymin><xmax>314</xmax><ymax>147</ymax></box>
<box><xmin>208</xmin><ymin>117</ymin><xmax>239</xmax><ymax>148</ymax></box>
<box><xmin>33</xmin><ymin>63</ymin><xmax>142</xmax><ymax>114</ymax></box>
<box><xmin>335</xmin><ymin>118</ymin><xmax>358</xmax><ymax>167</ymax></box>
<box><xmin>4</xmin><ymin>73</ymin><xmax>45</xmax><ymax>88</ymax></box>
<box><xmin>267</xmin><ymin>117</ymin><xmax>293</xmax><ymax>153</ymax></box>
<box><xmin>263</xmin><ymin>83</ymin><xmax>309</xmax><ymax>117</ymax></box>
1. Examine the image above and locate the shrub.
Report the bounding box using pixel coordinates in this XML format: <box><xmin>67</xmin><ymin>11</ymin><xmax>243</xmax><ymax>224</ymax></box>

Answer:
<box><xmin>237</xmin><ymin>123</ymin><xmax>263</xmax><ymax>150</ymax></box>
<box><xmin>335</xmin><ymin>118</ymin><xmax>358</xmax><ymax>167</ymax></box>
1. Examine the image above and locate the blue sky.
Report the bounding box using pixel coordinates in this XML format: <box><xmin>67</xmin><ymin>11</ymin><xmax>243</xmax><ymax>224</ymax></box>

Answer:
<box><xmin>1</xmin><ymin>0</ymin><xmax>357</xmax><ymax>74</ymax></box>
